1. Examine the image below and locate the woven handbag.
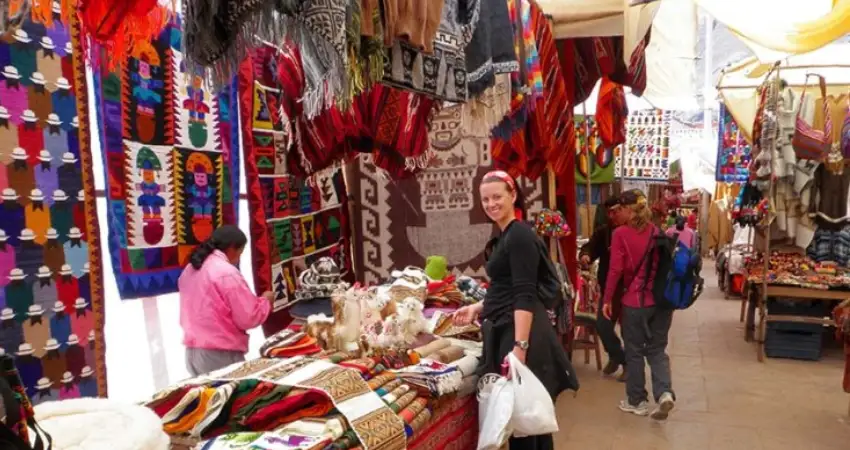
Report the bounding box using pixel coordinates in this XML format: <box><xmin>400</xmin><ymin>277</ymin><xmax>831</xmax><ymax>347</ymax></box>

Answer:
<box><xmin>792</xmin><ymin>74</ymin><xmax>832</xmax><ymax>161</ymax></box>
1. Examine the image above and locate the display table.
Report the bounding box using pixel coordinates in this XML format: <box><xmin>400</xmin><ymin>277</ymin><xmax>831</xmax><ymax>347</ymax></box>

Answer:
<box><xmin>750</xmin><ymin>284</ymin><xmax>850</xmax><ymax>362</ymax></box>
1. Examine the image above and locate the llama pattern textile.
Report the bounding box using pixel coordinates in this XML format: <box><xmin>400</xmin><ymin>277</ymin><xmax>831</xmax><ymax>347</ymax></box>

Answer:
<box><xmin>91</xmin><ymin>18</ymin><xmax>240</xmax><ymax>299</ymax></box>
<box><xmin>0</xmin><ymin>4</ymin><xmax>108</xmax><ymax>399</ymax></box>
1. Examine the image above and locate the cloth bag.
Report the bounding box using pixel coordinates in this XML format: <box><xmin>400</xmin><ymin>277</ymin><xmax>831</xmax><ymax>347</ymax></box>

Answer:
<box><xmin>507</xmin><ymin>353</ymin><xmax>559</xmax><ymax>438</ymax></box>
<box><xmin>476</xmin><ymin>373</ymin><xmax>514</xmax><ymax>450</ymax></box>
<box><xmin>792</xmin><ymin>74</ymin><xmax>832</xmax><ymax>162</ymax></box>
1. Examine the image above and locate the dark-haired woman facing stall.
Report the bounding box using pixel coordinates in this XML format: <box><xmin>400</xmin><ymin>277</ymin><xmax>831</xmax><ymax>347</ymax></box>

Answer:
<box><xmin>178</xmin><ymin>225</ymin><xmax>274</xmax><ymax>376</ymax></box>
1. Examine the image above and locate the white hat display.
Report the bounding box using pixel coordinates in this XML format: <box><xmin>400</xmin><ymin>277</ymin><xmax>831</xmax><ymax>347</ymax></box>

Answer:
<box><xmin>64</xmin><ymin>42</ymin><xmax>73</xmax><ymax>55</ymax></box>
<box><xmin>71</xmin><ymin>116</ymin><xmax>79</xmax><ymax>128</ymax></box>
<box><xmin>19</xmin><ymin>229</ymin><xmax>35</xmax><ymax>241</ymax></box>
<box><xmin>8</xmin><ymin>268</ymin><xmax>25</xmax><ymax>281</ymax></box>
<box><xmin>77</xmin><ymin>190</ymin><xmax>85</xmax><ymax>201</ymax></box>
<box><xmin>62</xmin><ymin>152</ymin><xmax>78</xmax><ymax>164</ymax></box>
<box><xmin>53</xmin><ymin>190</ymin><xmax>68</xmax><ymax>202</ymax></box>
<box><xmin>55</xmin><ymin>77</ymin><xmax>71</xmax><ymax>90</ymax></box>
<box><xmin>0</xmin><ymin>230</ymin><xmax>8</xmax><ymax>242</ymax></box>
<box><xmin>1</xmin><ymin>66</ymin><xmax>20</xmax><ymax>80</ymax></box>
<box><xmin>38</xmin><ymin>150</ymin><xmax>52</xmax><ymax>162</ymax></box>
<box><xmin>45</xmin><ymin>228</ymin><xmax>59</xmax><ymax>240</ymax></box>
<box><xmin>30</xmin><ymin>72</ymin><xmax>46</xmax><ymax>85</ymax></box>
<box><xmin>36</xmin><ymin>266</ymin><xmax>52</xmax><ymax>278</ymax></box>
<box><xmin>67</xmin><ymin>334</ymin><xmax>79</xmax><ymax>346</ymax></box>
<box><xmin>40</xmin><ymin>36</ymin><xmax>55</xmax><ymax>50</ymax></box>
<box><xmin>61</xmin><ymin>371</ymin><xmax>74</xmax><ymax>384</ymax></box>
<box><xmin>29</xmin><ymin>189</ymin><xmax>45</xmax><ymax>202</ymax></box>
<box><xmin>27</xmin><ymin>304</ymin><xmax>44</xmax><ymax>317</ymax></box>
<box><xmin>44</xmin><ymin>339</ymin><xmax>59</xmax><ymax>352</ymax></box>
<box><xmin>80</xmin><ymin>366</ymin><xmax>93</xmax><ymax>378</ymax></box>
<box><xmin>52</xmin><ymin>301</ymin><xmax>65</xmax><ymax>313</ymax></box>
<box><xmin>10</xmin><ymin>148</ymin><xmax>27</xmax><ymax>161</ymax></box>
<box><xmin>59</xmin><ymin>264</ymin><xmax>73</xmax><ymax>276</ymax></box>
<box><xmin>0</xmin><ymin>308</ymin><xmax>14</xmax><ymax>321</ymax></box>
<box><xmin>0</xmin><ymin>106</ymin><xmax>9</xmax><ymax>119</ymax></box>
<box><xmin>68</xmin><ymin>227</ymin><xmax>82</xmax><ymax>239</ymax></box>
<box><xmin>16</xmin><ymin>343</ymin><xmax>34</xmax><ymax>356</ymax></box>
<box><xmin>46</xmin><ymin>113</ymin><xmax>61</xmax><ymax>126</ymax></box>
<box><xmin>12</xmin><ymin>29</ymin><xmax>30</xmax><ymax>44</ymax></box>
<box><xmin>1</xmin><ymin>188</ymin><xmax>18</xmax><ymax>201</ymax></box>
<box><xmin>21</xmin><ymin>109</ymin><xmax>38</xmax><ymax>123</ymax></box>
<box><xmin>74</xmin><ymin>298</ymin><xmax>88</xmax><ymax>309</ymax></box>
<box><xmin>36</xmin><ymin>377</ymin><xmax>52</xmax><ymax>390</ymax></box>
<box><xmin>88</xmin><ymin>330</ymin><xmax>95</xmax><ymax>342</ymax></box>
<box><xmin>82</xmin><ymin>262</ymin><xmax>90</xmax><ymax>273</ymax></box>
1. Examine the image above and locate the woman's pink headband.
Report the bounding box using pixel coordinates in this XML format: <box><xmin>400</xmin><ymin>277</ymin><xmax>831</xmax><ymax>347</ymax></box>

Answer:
<box><xmin>483</xmin><ymin>170</ymin><xmax>515</xmax><ymax>190</ymax></box>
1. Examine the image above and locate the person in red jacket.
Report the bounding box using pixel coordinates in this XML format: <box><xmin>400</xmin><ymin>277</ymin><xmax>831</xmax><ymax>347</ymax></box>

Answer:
<box><xmin>603</xmin><ymin>190</ymin><xmax>675</xmax><ymax>421</ymax></box>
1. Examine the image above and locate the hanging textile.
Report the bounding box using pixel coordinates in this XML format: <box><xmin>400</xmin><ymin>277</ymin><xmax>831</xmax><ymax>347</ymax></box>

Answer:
<box><xmin>91</xmin><ymin>19</ymin><xmax>240</xmax><ymax>299</ymax></box>
<box><xmin>348</xmin><ymin>108</ymin><xmax>550</xmax><ymax>284</ymax></box>
<box><xmin>237</xmin><ymin>47</ymin><xmax>353</xmax><ymax>336</ymax></box>
<box><xmin>0</xmin><ymin>6</ymin><xmax>107</xmax><ymax>398</ymax></box>
<box><xmin>614</xmin><ymin>109</ymin><xmax>671</xmax><ymax>181</ymax></box>
<box><xmin>716</xmin><ymin>103</ymin><xmax>751</xmax><ymax>183</ymax></box>
<box><xmin>574</xmin><ymin>115</ymin><xmax>617</xmax><ymax>184</ymax></box>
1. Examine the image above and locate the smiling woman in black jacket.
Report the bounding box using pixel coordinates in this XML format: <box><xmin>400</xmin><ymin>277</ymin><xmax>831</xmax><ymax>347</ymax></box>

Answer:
<box><xmin>452</xmin><ymin>170</ymin><xmax>578</xmax><ymax>450</ymax></box>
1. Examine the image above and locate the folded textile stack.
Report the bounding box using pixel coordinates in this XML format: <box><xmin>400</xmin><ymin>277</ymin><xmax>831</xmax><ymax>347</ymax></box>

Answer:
<box><xmin>199</xmin><ymin>431</ymin><xmax>333</xmax><ymax>450</ymax></box>
<box><xmin>425</xmin><ymin>277</ymin><xmax>470</xmax><ymax>309</ymax></box>
<box><xmin>260</xmin><ymin>330</ymin><xmax>322</xmax><ymax>358</ymax></box>
<box><xmin>391</xmin><ymin>360</ymin><xmax>463</xmax><ymax>397</ymax></box>
<box><xmin>429</xmin><ymin>313</ymin><xmax>481</xmax><ymax>340</ymax></box>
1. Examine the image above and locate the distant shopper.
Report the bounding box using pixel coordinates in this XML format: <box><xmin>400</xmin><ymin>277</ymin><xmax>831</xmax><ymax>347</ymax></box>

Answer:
<box><xmin>579</xmin><ymin>195</ymin><xmax>627</xmax><ymax>379</ymax></box>
<box><xmin>179</xmin><ymin>225</ymin><xmax>273</xmax><ymax>376</ymax></box>
<box><xmin>452</xmin><ymin>170</ymin><xmax>577</xmax><ymax>450</ymax></box>
<box><xmin>603</xmin><ymin>190</ymin><xmax>675</xmax><ymax>420</ymax></box>
<box><xmin>667</xmin><ymin>216</ymin><xmax>696</xmax><ymax>249</ymax></box>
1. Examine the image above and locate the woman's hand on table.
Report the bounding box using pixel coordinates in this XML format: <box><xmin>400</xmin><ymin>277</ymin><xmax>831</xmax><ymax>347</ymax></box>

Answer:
<box><xmin>451</xmin><ymin>302</ymin><xmax>483</xmax><ymax>326</ymax></box>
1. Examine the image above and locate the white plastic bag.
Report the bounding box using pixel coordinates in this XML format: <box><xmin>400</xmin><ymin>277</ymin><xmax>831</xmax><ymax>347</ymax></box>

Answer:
<box><xmin>476</xmin><ymin>373</ymin><xmax>514</xmax><ymax>450</ymax></box>
<box><xmin>508</xmin><ymin>352</ymin><xmax>559</xmax><ymax>437</ymax></box>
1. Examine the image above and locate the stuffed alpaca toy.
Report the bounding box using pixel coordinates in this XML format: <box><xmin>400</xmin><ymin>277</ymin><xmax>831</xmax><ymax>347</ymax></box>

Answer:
<box><xmin>305</xmin><ymin>314</ymin><xmax>335</xmax><ymax>350</ymax></box>
<box><xmin>395</xmin><ymin>297</ymin><xmax>427</xmax><ymax>345</ymax></box>
<box><xmin>330</xmin><ymin>287</ymin><xmax>363</xmax><ymax>352</ymax></box>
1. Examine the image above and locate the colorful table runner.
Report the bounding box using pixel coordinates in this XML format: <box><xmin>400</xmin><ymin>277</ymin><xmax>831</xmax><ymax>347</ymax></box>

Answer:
<box><xmin>91</xmin><ymin>18</ymin><xmax>240</xmax><ymax>299</ymax></box>
<box><xmin>0</xmin><ymin>6</ymin><xmax>107</xmax><ymax>397</ymax></box>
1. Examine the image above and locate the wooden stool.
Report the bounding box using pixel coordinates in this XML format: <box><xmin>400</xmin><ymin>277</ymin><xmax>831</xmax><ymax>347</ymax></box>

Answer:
<box><xmin>572</xmin><ymin>314</ymin><xmax>603</xmax><ymax>371</ymax></box>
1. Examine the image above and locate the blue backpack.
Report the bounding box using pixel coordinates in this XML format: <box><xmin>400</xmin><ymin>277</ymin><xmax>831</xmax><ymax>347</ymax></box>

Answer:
<box><xmin>638</xmin><ymin>228</ymin><xmax>703</xmax><ymax>310</ymax></box>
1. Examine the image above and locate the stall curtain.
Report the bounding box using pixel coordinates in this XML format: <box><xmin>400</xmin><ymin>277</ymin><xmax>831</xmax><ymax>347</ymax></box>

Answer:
<box><xmin>0</xmin><ymin>7</ymin><xmax>107</xmax><ymax>398</ymax></box>
<box><xmin>92</xmin><ymin>18</ymin><xmax>240</xmax><ymax>299</ymax></box>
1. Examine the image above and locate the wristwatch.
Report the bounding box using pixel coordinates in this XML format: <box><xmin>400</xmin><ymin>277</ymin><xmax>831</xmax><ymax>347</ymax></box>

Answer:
<box><xmin>514</xmin><ymin>340</ymin><xmax>529</xmax><ymax>350</ymax></box>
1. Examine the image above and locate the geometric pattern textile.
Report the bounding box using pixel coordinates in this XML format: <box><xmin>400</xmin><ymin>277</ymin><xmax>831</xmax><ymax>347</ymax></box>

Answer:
<box><xmin>0</xmin><ymin>4</ymin><xmax>107</xmax><ymax>398</ymax></box>
<box><xmin>574</xmin><ymin>115</ymin><xmax>617</xmax><ymax>184</ymax></box>
<box><xmin>237</xmin><ymin>49</ymin><xmax>352</xmax><ymax>335</ymax></box>
<box><xmin>716</xmin><ymin>103</ymin><xmax>751</xmax><ymax>183</ymax></box>
<box><xmin>614</xmin><ymin>109</ymin><xmax>671</xmax><ymax>182</ymax></box>
<box><xmin>92</xmin><ymin>19</ymin><xmax>240</xmax><ymax>299</ymax></box>
<box><xmin>348</xmin><ymin>108</ymin><xmax>548</xmax><ymax>284</ymax></box>
<box><xmin>408</xmin><ymin>396</ymin><xmax>477</xmax><ymax>450</ymax></box>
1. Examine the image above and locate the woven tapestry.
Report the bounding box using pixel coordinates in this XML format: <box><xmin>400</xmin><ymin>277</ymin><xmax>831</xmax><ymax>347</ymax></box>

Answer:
<box><xmin>614</xmin><ymin>109</ymin><xmax>671</xmax><ymax>181</ymax></box>
<box><xmin>574</xmin><ymin>115</ymin><xmax>616</xmax><ymax>184</ymax></box>
<box><xmin>238</xmin><ymin>49</ymin><xmax>352</xmax><ymax>335</ymax></box>
<box><xmin>92</xmin><ymin>20</ymin><xmax>240</xmax><ymax>299</ymax></box>
<box><xmin>349</xmin><ymin>108</ymin><xmax>549</xmax><ymax>284</ymax></box>
<box><xmin>0</xmin><ymin>6</ymin><xmax>107</xmax><ymax>399</ymax></box>
<box><xmin>716</xmin><ymin>104</ymin><xmax>751</xmax><ymax>183</ymax></box>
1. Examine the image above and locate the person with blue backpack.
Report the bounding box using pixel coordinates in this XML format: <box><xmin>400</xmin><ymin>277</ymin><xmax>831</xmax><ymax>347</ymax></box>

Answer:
<box><xmin>602</xmin><ymin>190</ymin><xmax>677</xmax><ymax>420</ymax></box>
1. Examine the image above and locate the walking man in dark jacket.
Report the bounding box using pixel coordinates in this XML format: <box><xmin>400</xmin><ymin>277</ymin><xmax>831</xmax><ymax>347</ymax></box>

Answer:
<box><xmin>580</xmin><ymin>195</ymin><xmax>628</xmax><ymax>379</ymax></box>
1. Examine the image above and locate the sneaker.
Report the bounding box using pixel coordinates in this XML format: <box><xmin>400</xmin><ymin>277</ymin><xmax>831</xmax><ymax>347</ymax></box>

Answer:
<box><xmin>602</xmin><ymin>360</ymin><xmax>620</xmax><ymax>376</ymax></box>
<box><xmin>618</xmin><ymin>400</ymin><xmax>649</xmax><ymax>416</ymax></box>
<box><xmin>650</xmin><ymin>392</ymin><xmax>675</xmax><ymax>421</ymax></box>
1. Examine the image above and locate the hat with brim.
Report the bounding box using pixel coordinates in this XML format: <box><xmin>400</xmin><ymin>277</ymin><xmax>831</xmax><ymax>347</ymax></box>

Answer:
<box><xmin>31</xmin><ymin>72</ymin><xmax>46</xmax><ymax>85</ymax></box>
<box><xmin>53</xmin><ymin>190</ymin><xmax>68</xmax><ymax>202</ymax></box>
<box><xmin>2</xmin><ymin>66</ymin><xmax>20</xmax><ymax>80</ymax></box>
<box><xmin>61</xmin><ymin>372</ymin><xmax>73</xmax><ymax>384</ymax></box>
<box><xmin>12</xmin><ymin>30</ymin><xmax>30</xmax><ymax>44</ymax></box>
<box><xmin>21</xmin><ymin>110</ymin><xmax>38</xmax><ymax>123</ymax></box>
<box><xmin>44</xmin><ymin>339</ymin><xmax>59</xmax><ymax>351</ymax></box>
<box><xmin>55</xmin><ymin>77</ymin><xmax>71</xmax><ymax>90</ymax></box>
<box><xmin>0</xmin><ymin>308</ymin><xmax>14</xmax><ymax>321</ymax></box>
<box><xmin>38</xmin><ymin>150</ymin><xmax>52</xmax><ymax>162</ymax></box>
<box><xmin>27</xmin><ymin>305</ymin><xmax>44</xmax><ymax>317</ymax></box>
<box><xmin>19</xmin><ymin>229</ymin><xmax>35</xmax><ymax>241</ymax></box>
<box><xmin>68</xmin><ymin>228</ymin><xmax>82</xmax><ymax>239</ymax></box>
<box><xmin>1</xmin><ymin>188</ymin><xmax>17</xmax><ymax>201</ymax></box>
<box><xmin>72</xmin><ymin>116</ymin><xmax>79</xmax><ymax>128</ymax></box>
<box><xmin>64</xmin><ymin>42</ymin><xmax>72</xmax><ymax>54</ymax></box>
<box><xmin>8</xmin><ymin>269</ymin><xmax>25</xmax><ymax>281</ymax></box>
<box><xmin>62</xmin><ymin>152</ymin><xmax>78</xmax><ymax>164</ymax></box>
<box><xmin>46</xmin><ymin>114</ymin><xmax>61</xmax><ymax>126</ymax></box>
<box><xmin>36</xmin><ymin>377</ymin><xmax>52</xmax><ymax>390</ymax></box>
<box><xmin>77</xmin><ymin>190</ymin><xmax>85</xmax><ymax>201</ymax></box>
<box><xmin>59</xmin><ymin>265</ymin><xmax>72</xmax><ymax>276</ymax></box>
<box><xmin>45</xmin><ymin>228</ymin><xmax>58</xmax><ymax>240</ymax></box>
<box><xmin>0</xmin><ymin>230</ymin><xmax>7</xmax><ymax>242</ymax></box>
<box><xmin>80</xmin><ymin>366</ymin><xmax>93</xmax><ymax>378</ymax></box>
<box><xmin>40</xmin><ymin>37</ymin><xmax>55</xmax><ymax>50</ymax></box>
<box><xmin>10</xmin><ymin>148</ymin><xmax>27</xmax><ymax>161</ymax></box>
<box><xmin>37</xmin><ymin>266</ymin><xmax>52</xmax><ymax>278</ymax></box>
<box><xmin>82</xmin><ymin>262</ymin><xmax>90</xmax><ymax>273</ymax></box>
<box><xmin>620</xmin><ymin>189</ymin><xmax>646</xmax><ymax>206</ymax></box>
<box><xmin>294</xmin><ymin>257</ymin><xmax>348</xmax><ymax>301</ymax></box>
<box><xmin>16</xmin><ymin>343</ymin><xmax>33</xmax><ymax>356</ymax></box>
<box><xmin>0</xmin><ymin>106</ymin><xmax>9</xmax><ymax>119</ymax></box>
<box><xmin>30</xmin><ymin>189</ymin><xmax>45</xmax><ymax>202</ymax></box>
<box><xmin>52</xmin><ymin>301</ymin><xmax>65</xmax><ymax>313</ymax></box>
<box><xmin>67</xmin><ymin>334</ymin><xmax>79</xmax><ymax>346</ymax></box>
<box><xmin>74</xmin><ymin>298</ymin><xmax>88</xmax><ymax>309</ymax></box>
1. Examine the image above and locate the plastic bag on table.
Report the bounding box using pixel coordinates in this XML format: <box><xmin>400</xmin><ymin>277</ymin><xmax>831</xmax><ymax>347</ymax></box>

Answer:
<box><xmin>476</xmin><ymin>373</ymin><xmax>514</xmax><ymax>450</ymax></box>
<box><xmin>508</xmin><ymin>352</ymin><xmax>559</xmax><ymax>437</ymax></box>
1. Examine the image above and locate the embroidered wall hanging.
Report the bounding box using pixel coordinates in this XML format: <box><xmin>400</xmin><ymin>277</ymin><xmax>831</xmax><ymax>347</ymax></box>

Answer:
<box><xmin>0</xmin><ymin>5</ymin><xmax>107</xmax><ymax>399</ymax></box>
<box><xmin>614</xmin><ymin>109</ymin><xmax>671</xmax><ymax>182</ymax></box>
<box><xmin>716</xmin><ymin>104</ymin><xmax>751</xmax><ymax>183</ymax></box>
<box><xmin>574</xmin><ymin>115</ymin><xmax>617</xmax><ymax>184</ymax></box>
<box><xmin>92</xmin><ymin>19</ymin><xmax>240</xmax><ymax>299</ymax></box>
<box><xmin>348</xmin><ymin>108</ymin><xmax>549</xmax><ymax>284</ymax></box>
<box><xmin>238</xmin><ymin>48</ymin><xmax>353</xmax><ymax>335</ymax></box>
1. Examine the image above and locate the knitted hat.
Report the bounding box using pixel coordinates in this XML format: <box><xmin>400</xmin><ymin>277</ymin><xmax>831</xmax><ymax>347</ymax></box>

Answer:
<box><xmin>424</xmin><ymin>255</ymin><xmax>448</xmax><ymax>281</ymax></box>
<box><xmin>293</xmin><ymin>257</ymin><xmax>348</xmax><ymax>302</ymax></box>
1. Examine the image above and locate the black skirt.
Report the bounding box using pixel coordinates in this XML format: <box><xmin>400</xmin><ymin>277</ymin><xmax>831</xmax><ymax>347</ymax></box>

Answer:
<box><xmin>476</xmin><ymin>300</ymin><xmax>579</xmax><ymax>399</ymax></box>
